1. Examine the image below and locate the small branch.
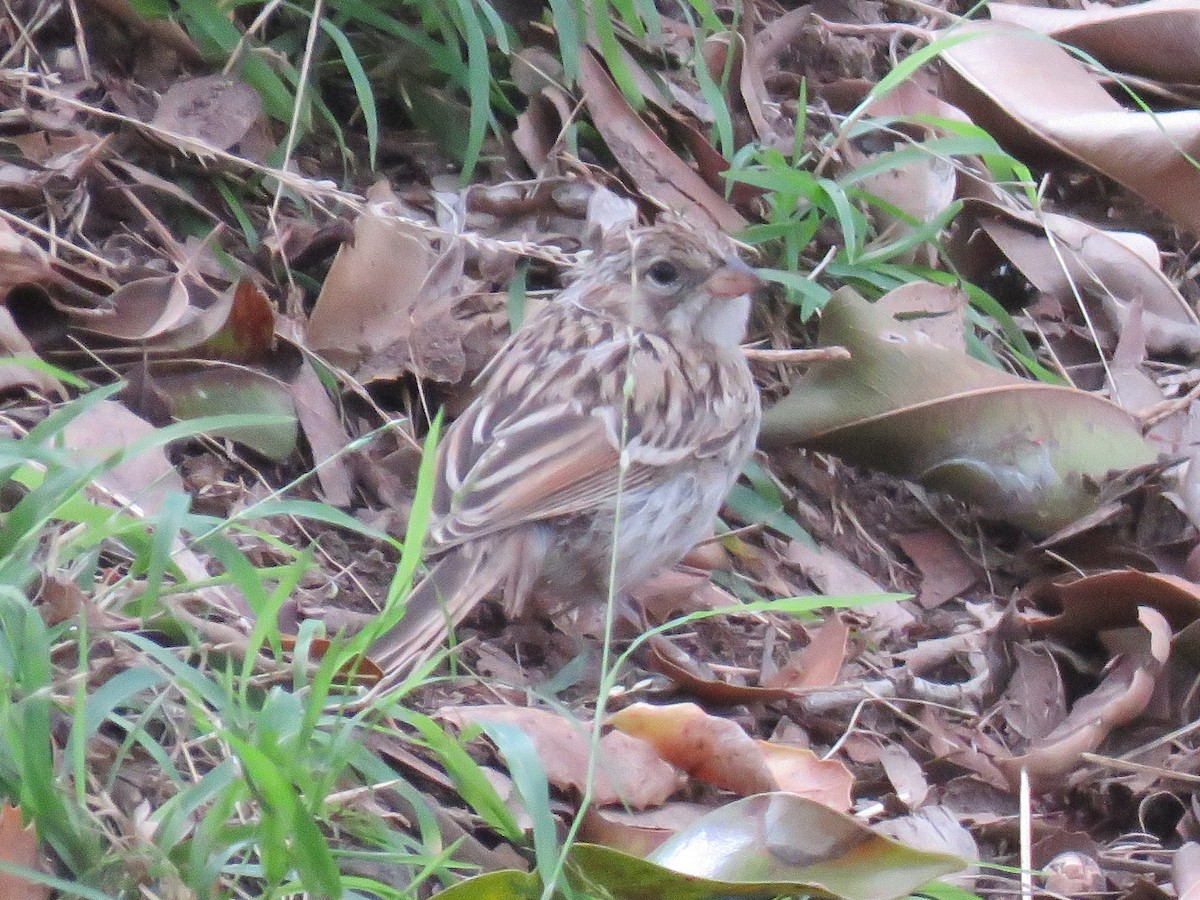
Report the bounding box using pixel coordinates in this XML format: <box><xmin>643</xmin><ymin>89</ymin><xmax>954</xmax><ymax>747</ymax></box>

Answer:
<box><xmin>743</xmin><ymin>346</ymin><xmax>850</xmax><ymax>364</ymax></box>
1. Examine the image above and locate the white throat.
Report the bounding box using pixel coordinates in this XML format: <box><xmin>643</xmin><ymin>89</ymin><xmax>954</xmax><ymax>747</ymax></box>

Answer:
<box><xmin>691</xmin><ymin>294</ymin><xmax>750</xmax><ymax>348</ymax></box>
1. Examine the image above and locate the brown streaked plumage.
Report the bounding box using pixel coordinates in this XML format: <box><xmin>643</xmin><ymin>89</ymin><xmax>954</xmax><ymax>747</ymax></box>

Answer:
<box><xmin>370</xmin><ymin>217</ymin><xmax>762</xmax><ymax>673</ymax></box>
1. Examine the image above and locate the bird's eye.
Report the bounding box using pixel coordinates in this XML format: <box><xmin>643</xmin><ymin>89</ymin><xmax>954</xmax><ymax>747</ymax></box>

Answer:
<box><xmin>646</xmin><ymin>259</ymin><xmax>681</xmax><ymax>287</ymax></box>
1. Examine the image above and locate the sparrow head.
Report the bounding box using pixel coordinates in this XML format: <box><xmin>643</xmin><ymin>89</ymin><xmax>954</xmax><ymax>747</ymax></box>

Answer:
<box><xmin>573</xmin><ymin>216</ymin><xmax>761</xmax><ymax>348</ymax></box>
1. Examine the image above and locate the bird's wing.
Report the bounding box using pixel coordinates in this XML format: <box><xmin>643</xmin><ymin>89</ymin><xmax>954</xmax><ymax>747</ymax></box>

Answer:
<box><xmin>429</xmin><ymin>304</ymin><xmax>755</xmax><ymax>551</ymax></box>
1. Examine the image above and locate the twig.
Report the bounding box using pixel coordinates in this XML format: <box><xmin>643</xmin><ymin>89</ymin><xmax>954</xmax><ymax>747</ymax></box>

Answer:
<box><xmin>743</xmin><ymin>346</ymin><xmax>850</xmax><ymax>364</ymax></box>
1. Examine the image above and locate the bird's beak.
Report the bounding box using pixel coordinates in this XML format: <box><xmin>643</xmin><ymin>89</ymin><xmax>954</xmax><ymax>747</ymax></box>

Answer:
<box><xmin>705</xmin><ymin>256</ymin><xmax>761</xmax><ymax>300</ymax></box>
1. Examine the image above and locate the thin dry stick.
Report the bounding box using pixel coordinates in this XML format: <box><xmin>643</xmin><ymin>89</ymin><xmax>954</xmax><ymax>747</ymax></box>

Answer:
<box><xmin>887</xmin><ymin>0</ymin><xmax>965</xmax><ymax>24</ymax></box>
<box><xmin>1140</xmin><ymin>377</ymin><xmax>1200</xmax><ymax>427</ymax></box>
<box><xmin>268</xmin><ymin>0</ymin><xmax>322</xmax><ymax>232</ymax></box>
<box><xmin>742</xmin><ymin>346</ymin><xmax>850</xmax><ymax>364</ymax></box>
<box><xmin>0</xmin><ymin>205</ymin><xmax>115</xmax><ymax>269</ymax></box>
<box><xmin>1080</xmin><ymin>752</ymin><xmax>1200</xmax><ymax>786</ymax></box>
<box><xmin>1020</xmin><ymin>768</ymin><xmax>1033</xmax><ymax>900</ymax></box>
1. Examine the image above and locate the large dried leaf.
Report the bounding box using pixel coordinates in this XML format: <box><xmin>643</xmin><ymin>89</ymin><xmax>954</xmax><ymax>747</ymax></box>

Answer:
<box><xmin>573</xmin><ymin>794</ymin><xmax>964</xmax><ymax>900</ymax></box>
<box><xmin>308</xmin><ymin>183</ymin><xmax>437</xmax><ymax>366</ymax></box>
<box><xmin>63</xmin><ymin>400</ymin><xmax>185</xmax><ymax>515</ymax></box>
<box><xmin>309</xmin><ymin>182</ymin><xmax>470</xmax><ymax>382</ymax></box>
<box><xmin>608</xmin><ymin>702</ymin><xmax>853</xmax><ymax>810</ymax></box>
<box><xmin>760</xmin><ymin>286</ymin><xmax>1158</xmax><ymax>533</ymax></box>
<box><xmin>989</xmin><ymin>0</ymin><xmax>1200</xmax><ymax>84</ymax></box>
<box><xmin>1023</xmin><ymin>569</ymin><xmax>1200</xmax><ymax>637</ymax></box>
<box><xmin>435</xmin><ymin>796</ymin><xmax>964</xmax><ymax>900</ymax></box>
<box><xmin>67</xmin><ymin>274</ymin><xmax>234</xmax><ymax>351</ymax></box>
<box><xmin>940</xmin><ymin>20</ymin><xmax>1200</xmax><ymax>234</ymax></box>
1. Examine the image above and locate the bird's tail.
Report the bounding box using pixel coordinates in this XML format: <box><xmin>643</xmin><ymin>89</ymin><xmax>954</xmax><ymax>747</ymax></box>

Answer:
<box><xmin>368</xmin><ymin>545</ymin><xmax>501</xmax><ymax>677</ymax></box>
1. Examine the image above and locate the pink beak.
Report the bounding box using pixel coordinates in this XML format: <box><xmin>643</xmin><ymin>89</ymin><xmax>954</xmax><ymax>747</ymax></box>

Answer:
<box><xmin>705</xmin><ymin>256</ymin><xmax>761</xmax><ymax>300</ymax></box>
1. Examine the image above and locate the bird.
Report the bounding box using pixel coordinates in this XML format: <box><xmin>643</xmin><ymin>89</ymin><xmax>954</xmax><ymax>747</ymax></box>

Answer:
<box><xmin>369</xmin><ymin>216</ymin><xmax>763</xmax><ymax>673</ymax></box>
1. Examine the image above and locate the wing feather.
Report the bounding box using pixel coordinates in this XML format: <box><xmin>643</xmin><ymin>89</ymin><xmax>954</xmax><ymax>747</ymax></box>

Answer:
<box><xmin>429</xmin><ymin>302</ymin><xmax>757</xmax><ymax>550</ymax></box>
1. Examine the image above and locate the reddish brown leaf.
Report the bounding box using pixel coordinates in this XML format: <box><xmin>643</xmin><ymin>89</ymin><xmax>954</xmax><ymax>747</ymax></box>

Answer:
<box><xmin>440</xmin><ymin>705</ymin><xmax>685</xmax><ymax>808</ymax></box>
<box><xmin>1024</xmin><ymin>570</ymin><xmax>1200</xmax><ymax>638</ymax></box>
<box><xmin>0</xmin><ymin>805</ymin><xmax>47</xmax><ymax>900</ymax></box>
<box><xmin>201</xmin><ymin>279</ymin><xmax>276</xmax><ymax>362</ymax></box>
<box><xmin>763</xmin><ymin>616</ymin><xmax>850</xmax><ymax>691</ymax></box>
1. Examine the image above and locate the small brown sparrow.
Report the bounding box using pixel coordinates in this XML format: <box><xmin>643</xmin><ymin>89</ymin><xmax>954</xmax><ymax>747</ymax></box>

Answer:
<box><xmin>371</xmin><ymin>217</ymin><xmax>762</xmax><ymax>672</ymax></box>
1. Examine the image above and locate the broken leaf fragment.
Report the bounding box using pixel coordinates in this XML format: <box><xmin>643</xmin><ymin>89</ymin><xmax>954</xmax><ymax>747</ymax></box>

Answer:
<box><xmin>760</xmin><ymin>286</ymin><xmax>1157</xmax><ymax>533</ymax></box>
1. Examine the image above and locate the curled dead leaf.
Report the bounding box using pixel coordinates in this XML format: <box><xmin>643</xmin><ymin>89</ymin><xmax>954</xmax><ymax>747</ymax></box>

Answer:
<box><xmin>608</xmin><ymin>701</ymin><xmax>853</xmax><ymax>809</ymax></box>
<box><xmin>999</xmin><ymin>606</ymin><xmax>1170</xmax><ymax>783</ymax></box>
<box><xmin>439</xmin><ymin>705</ymin><xmax>685</xmax><ymax>808</ymax></box>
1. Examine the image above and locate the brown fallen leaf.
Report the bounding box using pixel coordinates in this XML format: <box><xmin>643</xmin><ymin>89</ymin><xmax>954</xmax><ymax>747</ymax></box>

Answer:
<box><xmin>578</xmin><ymin>50</ymin><xmax>746</xmax><ymax>233</ymax></box>
<box><xmin>308</xmin><ymin>182</ymin><xmax>443</xmax><ymax>371</ymax></box>
<box><xmin>878</xmin><ymin>744</ymin><xmax>930</xmax><ymax>808</ymax></box>
<box><xmin>643</xmin><ymin>630</ymin><xmax>799</xmax><ymax>704</ymax></box>
<box><xmin>959</xmin><ymin>198</ymin><xmax>1200</xmax><ymax>357</ymax></box>
<box><xmin>66</xmin><ymin>273</ymin><xmax>236</xmax><ymax>352</ymax></box>
<box><xmin>0</xmin><ymin>805</ymin><xmax>48</xmax><ymax>900</ymax></box>
<box><xmin>875</xmin><ymin>806</ymin><xmax>978</xmax><ymax>865</ymax></box>
<box><xmin>149</xmin><ymin>74</ymin><xmax>262</xmax><ymax>154</ymax></box>
<box><xmin>999</xmin><ymin>606</ymin><xmax>1171</xmax><ymax>784</ymax></box>
<box><xmin>201</xmin><ymin>279</ymin><xmax>276</xmax><ymax>362</ymax></box>
<box><xmin>288</xmin><ymin>357</ymin><xmax>354</xmax><ymax>507</ymax></box>
<box><xmin>1000</xmin><ymin>643</ymin><xmax>1068</xmax><ymax>743</ymax></box>
<box><xmin>608</xmin><ymin>701</ymin><xmax>853</xmax><ymax>810</ymax></box>
<box><xmin>763</xmin><ymin>616</ymin><xmax>850</xmax><ymax>691</ymax></box>
<box><xmin>63</xmin><ymin>399</ymin><xmax>185</xmax><ymax>516</ymax></box>
<box><xmin>1023</xmin><ymin>569</ymin><xmax>1200</xmax><ymax>638</ymax></box>
<box><xmin>940</xmin><ymin>21</ymin><xmax>1200</xmax><ymax>234</ymax></box>
<box><xmin>439</xmin><ymin>705</ymin><xmax>685</xmax><ymax>809</ymax></box>
<box><xmin>896</xmin><ymin>530</ymin><xmax>980</xmax><ymax>610</ymax></box>
<box><xmin>989</xmin><ymin>0</ymin><xmax>1200</xmax><ymax>85</ymax></box>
